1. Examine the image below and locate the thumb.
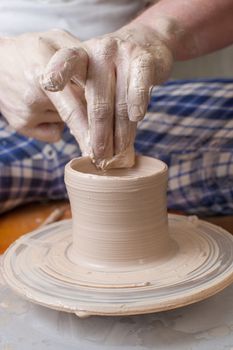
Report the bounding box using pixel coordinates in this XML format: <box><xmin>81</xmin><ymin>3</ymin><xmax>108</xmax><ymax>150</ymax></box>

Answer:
<box><xmin>40</xmin><ymin>47</ymin><xmax>88</xmax><ymax>92</ymax></box>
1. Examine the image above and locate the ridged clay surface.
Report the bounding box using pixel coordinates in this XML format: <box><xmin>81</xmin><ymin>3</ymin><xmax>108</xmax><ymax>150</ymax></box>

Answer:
<box><xmin>3</xmin><ymin>157</ymin><xmax>233</xmax><ymax>317</ymax></box>
<box><xmin>3</xmin><ymin>216</ymin><xmax>233</xmax><ymax>317</ymax></box>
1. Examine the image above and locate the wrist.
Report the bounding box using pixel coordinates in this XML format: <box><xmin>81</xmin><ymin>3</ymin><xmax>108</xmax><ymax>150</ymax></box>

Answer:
<box><xmin>128</xmin><ymin>16</ymin><xmax>198</xmax><ymax>61</ymax></box>
<box><xmin>124</xmin><ymin>19</ymin><xmax>177</xmax><ymax>55</ymax></box>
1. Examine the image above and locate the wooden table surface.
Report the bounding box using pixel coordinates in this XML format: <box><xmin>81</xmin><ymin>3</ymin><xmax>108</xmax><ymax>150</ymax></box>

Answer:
<box><xmin>0</xmin><ymin>200</ymin><xmax>71</xmax><ymax>254</ymax></box>
<box><xmin>0</xmin><ymin>200</ymin><xmax>233</xmax><ymax>254</ymax></box>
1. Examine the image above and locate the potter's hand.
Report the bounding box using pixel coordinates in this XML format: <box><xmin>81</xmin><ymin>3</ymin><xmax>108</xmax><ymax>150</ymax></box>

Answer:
<box><xmin>0</xmin><ymin>30</ymin><xmax>90</xmax><ymax>153</ymax></box>
<box><xmin>44</xmin><ymin>24</ymin><xmax>173</xmax><ymax>168</ymax></box>
<box><xmin>86</xmin><ymin>24</ymin><xmax>173</xmax><ymax>168</ymax></box>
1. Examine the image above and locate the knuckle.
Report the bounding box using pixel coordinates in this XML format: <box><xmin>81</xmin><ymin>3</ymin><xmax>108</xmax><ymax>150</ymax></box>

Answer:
<box><xmin>76</xmin><ymin>47</ymin><xmax>88</xmax><ymax>62</ymax></box>
<box><xmin>116</xmin><ymin>102</ymin><xmax>128</xmax><ymax>120</ymax></box>
<box><xmin>136</xmin><ymin>86</ymin><xmax>148</xmax><ymax>95</ymax></box>
<box><xmin>99</xmin><ymin>36</ymin><xmax>114</xmax><ymax>48</ymax></box>
<box><xmin>129</xmin><ymin>81</ymin><xmax>149</xmax><ymax>97</ymax></box>
<box><xmin>65</xmin><ymin>47</ymin><xmax>87</xmax><ymax>59</ymax></box>
<box><xmin>89</xmin><ymin>102</ymin><xmax>112</xmax><ymax>122</ymax></box>
<box><xmin>135</xmin><ymin>52</ymin><xmax>155</xmax><ymax>68</ymax></box>
<box><xmin>95</xmin><ymin>37</ymin><xmax>117</xmax><ymax>58</ymax></box>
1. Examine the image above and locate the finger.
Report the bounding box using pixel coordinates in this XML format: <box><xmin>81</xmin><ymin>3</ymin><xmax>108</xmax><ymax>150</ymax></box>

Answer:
<box><xmin>45</xmin><ymin>84</ymin><xmax>90</xmax><ymax>155</ymax></box>
<box><xmin>85</xmin><ymin>60</ymin><xmax>115</xmax><ymax>163</ymax></box>
<box><xmin>103</xmin><ymin>140</ymin><xmax>136</xmax><ymax>169</ymax></box>
<box><xmin>20</xmin><ymin>122</ymin><xmax>64</xmax><ymax>143</ymax></box>
<box><xmin>115</xmin><ymin>61</ymin><xmax>136</xmax><ymax>156</ymax></box>
<box><xmin>40</xmin><ymin>47</ymin><xmax>88</xmax><ymax>92</ymax></box>
<box><xmin>127</xmin><ymin>52</ymin><xmax>155</xmax><ymax>122</ymax></box>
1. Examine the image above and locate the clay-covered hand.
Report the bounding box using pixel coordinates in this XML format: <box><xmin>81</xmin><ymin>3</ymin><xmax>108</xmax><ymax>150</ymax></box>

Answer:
<box><xmin>44</xmin><ymin>24</ymin><xmax>173</xmax><ymax>168</ymax></box>
<box><xmin>88</xmin><ymin>24</ymin><xmax>173</xmax><ymax>169</ymax></box>
<box><xmin>0</xmin><ymin>30</ymin><xmax>90</xmax><ymax>153</ymax></box>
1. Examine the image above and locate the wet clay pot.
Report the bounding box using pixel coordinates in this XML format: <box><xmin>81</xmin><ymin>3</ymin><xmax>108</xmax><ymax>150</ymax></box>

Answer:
<box><xmin>3</xmin><ymin>155</ymin><xmax>233</xmax><ymax>317</ymax></box>
<box><xmin>65</xmin><ymin>156</ymin><xmax>173</xmax><ymax>270</ymax></box>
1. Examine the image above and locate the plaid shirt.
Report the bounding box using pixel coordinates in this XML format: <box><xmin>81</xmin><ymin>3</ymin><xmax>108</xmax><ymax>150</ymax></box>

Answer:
<box><xmin>0</xmin><ymin>78</ymin><xmax>233</xmax><ymax>215</ymax></box>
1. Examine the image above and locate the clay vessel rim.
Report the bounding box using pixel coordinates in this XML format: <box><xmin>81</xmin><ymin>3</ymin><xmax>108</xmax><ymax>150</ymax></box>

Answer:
<box><xmin>65</xmin><ymin>155</ymin><xmax>168</xmax><ymax>181</ymax></box>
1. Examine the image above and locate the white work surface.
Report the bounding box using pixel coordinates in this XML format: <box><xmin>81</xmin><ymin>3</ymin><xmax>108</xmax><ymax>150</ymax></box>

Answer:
<box><xmin>1</xmin><ymin>256</ymin><xmax>233</xmax><ymax>350</ymax></box>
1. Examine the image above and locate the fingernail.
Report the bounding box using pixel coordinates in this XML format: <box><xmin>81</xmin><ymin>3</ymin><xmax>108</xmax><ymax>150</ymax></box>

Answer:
<box><xmin>41</xmin><ymin>71</ymin><xmax>64</xmax><ymax>91</ymax></box>
<box><xmin>129</xmin><ymin>105</ymin><xmax>144</xmax><ymax>122</ymax></box>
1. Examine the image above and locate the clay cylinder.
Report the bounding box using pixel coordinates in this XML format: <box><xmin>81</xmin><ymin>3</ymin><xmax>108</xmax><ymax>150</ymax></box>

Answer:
<box><xmin>65</xmin><ymin>156</ymin><xmax>171</xmax><ymax>270</ymax></box>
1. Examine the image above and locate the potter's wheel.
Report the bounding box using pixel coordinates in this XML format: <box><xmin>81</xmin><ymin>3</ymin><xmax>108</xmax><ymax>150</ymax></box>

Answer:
<box><xmin>3</xmin><ymin>214</ymin><xmax>233</xmax><ymax>317</ymax></box>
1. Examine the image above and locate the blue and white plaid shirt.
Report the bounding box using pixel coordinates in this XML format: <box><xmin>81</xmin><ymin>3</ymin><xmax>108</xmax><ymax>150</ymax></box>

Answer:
<box><xmin>0</xmin><ymin>78</ymin><xmax>233</xmax><ymax>215</ymax></box>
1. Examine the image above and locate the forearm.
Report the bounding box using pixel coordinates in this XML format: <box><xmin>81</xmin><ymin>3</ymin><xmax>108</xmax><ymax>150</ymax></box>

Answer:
<box><xmin>130</xmin><ymin>0</ymin><xmax>233</xmax><ymax>60</ymax></box>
